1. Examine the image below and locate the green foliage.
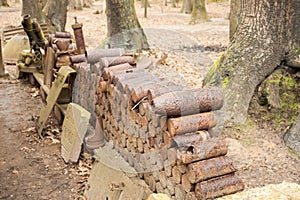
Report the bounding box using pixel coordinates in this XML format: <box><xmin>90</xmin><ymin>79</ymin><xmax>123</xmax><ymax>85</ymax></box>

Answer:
<box><xmin>205</xmin><ymin>53</ymin><xmax>224</xmax><ymax>85</ymax></box>
<box><xmin>222</xmin><ymin>76</ymin><xmax>229</xmax><ymax>89</ymax></box>
<box><xmin>250</xmin><ymin>69</ymin><xmax>300</xmax><ymax>133</ymax></box>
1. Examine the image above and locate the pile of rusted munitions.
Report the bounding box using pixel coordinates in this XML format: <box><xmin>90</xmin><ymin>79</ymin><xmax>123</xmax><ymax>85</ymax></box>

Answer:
<box><xmin>90</xmin><ymin>52</ymin><xmax>244</xmax><ymax>199</ymax></box>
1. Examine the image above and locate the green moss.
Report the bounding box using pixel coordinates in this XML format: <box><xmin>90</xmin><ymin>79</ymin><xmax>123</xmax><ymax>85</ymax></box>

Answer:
<box><xmin>242</xmin><ymin>137</ymin><xmax>256</xmax><ymax>145</ymax></box>
<box><xmin>260</xmin><ymin>71</ymin><xmax>300</xmax><ymax>131</ymax></box>
<box><xmin>205</xmin><ymin>53</ymin><xmax>224</xmax><ymax>83</ymax></box>
<box><xmin>222</xmin><ymin>76</ymin><xmax>229</xmax><ymax>89</ymax></box>
<box><xmin>282</xmin><ymin>76</ymin><xmax>296</xmax><ymax>90</ymax></box>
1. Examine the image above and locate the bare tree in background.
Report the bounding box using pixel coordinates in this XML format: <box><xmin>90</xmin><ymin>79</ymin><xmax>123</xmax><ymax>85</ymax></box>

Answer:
<box><xmin>21</xmin><ymin>0</ymin><xmax>67</xmax><ymax>32</ymax></box>
<box><xmin>189</xmin><ymin>0</ymin><xmax>208</xmax><ymax>24</ymax></box>
<box><xmin>105</xmin><ymin>0</ymin><xmax>149</xmax><ymax>51</ymax></box>
<box><xmin>0</xmin><ymin>0</ymin><xmax>9</xmax><ymax>6</ymax></box>
<box><xmin>181</xmin><ymin>0</ymin><xmax>193</xmax><ymax>14</ymax></box>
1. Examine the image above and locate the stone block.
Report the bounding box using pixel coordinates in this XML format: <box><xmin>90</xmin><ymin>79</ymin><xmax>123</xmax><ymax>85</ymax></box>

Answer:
<box><xmin>147</xmin><ymin>193</ymin><xmax>171</xmax><ymax>200</ymax></box>
<box><xmin>61</xmin><ymin>103</ymin><xmax>91</xmax><ymax>163</ymax></box>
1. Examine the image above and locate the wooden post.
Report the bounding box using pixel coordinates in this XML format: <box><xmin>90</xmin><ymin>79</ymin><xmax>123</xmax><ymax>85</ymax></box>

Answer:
<box><xmin>0</xmin><ymin>37</ymin><xmax>5</xmax><ymax>77</ymax></box>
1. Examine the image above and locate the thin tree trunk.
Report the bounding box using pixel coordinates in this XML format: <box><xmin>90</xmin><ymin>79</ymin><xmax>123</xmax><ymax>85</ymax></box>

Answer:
<box><xmin>190</xmin><ymin>0</ymin><xmax>208</xmax><ymax>24</ymax></box>
<box><xmin>106</xmin><ymin>0</ymin><xmax>149</xmax><ymax>51</ymax></box>
<box><xmin>204</xmin><ymin>0</ymin><xmax>300</xmax><ymax>125</ymax></box>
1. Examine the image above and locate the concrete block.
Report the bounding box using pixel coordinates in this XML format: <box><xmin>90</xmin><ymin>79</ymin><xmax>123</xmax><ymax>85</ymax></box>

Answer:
<box><xmin>61</xmin><ymin>103</ymin><xmax>91</xmax><ymax>163</ymax></box>
<box><xmin>147</xmin><ymin>193</ymin><xmax>171</xmax><ymax>200</ymax></box>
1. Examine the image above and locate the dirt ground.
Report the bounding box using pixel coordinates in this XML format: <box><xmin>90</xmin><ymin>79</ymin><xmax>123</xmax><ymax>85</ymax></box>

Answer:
<box><xmin>0</xmin><ymin>1</ymin><xmax>299</xmax><ymax>199</ymax></box>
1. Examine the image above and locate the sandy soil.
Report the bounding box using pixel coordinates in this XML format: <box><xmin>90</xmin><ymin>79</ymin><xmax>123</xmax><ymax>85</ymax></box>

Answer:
<box><xmin>0</xmin><ymin>1</ymin><xmax>299</xmax><ymax>199</ymax></box>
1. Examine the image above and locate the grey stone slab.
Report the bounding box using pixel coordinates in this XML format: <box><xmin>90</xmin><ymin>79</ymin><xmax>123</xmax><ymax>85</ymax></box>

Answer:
<box><xmin>61</xmin><ymin>103</ymin><xmax>91</xmax><ymax>163</ymax></box>
<box><xmin>284</xmin><ymin>114</ymin><xmax>300</xmax><ymax>157</ymax></box>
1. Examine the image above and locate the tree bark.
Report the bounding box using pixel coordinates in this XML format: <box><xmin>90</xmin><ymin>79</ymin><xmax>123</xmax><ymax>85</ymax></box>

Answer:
<box><xmin>22</xmin><ymin>0</ymin><xmax>45</xmax><ymax>23</ymax></box>
<box><xmin>68</xmin><ymin>0</ymin><xmax>83</xmax><ymax>10</ymax></box>
<box><xmin>190</xmin><ymin>0</ymin><xmax>208</xmax><ymax>24</ymax></box>
<box><xmin>0</xmin><ymin>0</ymin><xmax>9</xmax><ymax>6</ymax></box>
<box><xmin>105</xmin><ymin>0</ymin><xmax>149</xmax><ymax>51</ymax></box>
<box><xmin>181</xmin><ymin>0</ymin><xmax>193</xmax><ymax>14</ymax></box>
<box><xmin>43</xmin><ymin>0</ymin><xmax>68</xmax><ymax>32</ymax></box>
<box><xmin>204</xmin><ymin>0</ymin><xmax>300</xmax><ymax>125</ymax></box>
<box><xmin>229</xmin><ymin>0</ymin><xmax>241</xmax><ymax>41</ymax></box>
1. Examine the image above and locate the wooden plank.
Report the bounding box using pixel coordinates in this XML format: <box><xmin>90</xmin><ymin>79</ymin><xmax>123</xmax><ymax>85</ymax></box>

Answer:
<box><xmin>36</xmin><ymin>66</ymin><xmax>76</xmax><ymax>137</ymax></box>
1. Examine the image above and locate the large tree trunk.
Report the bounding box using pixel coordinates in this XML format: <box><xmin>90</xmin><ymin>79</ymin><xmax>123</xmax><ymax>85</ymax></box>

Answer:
<box><xmin>181</xmin><ymin>0</ymin><xmax>193</xmax><ymax>14</ymax></box>
<box><xmin>43</xmin><ymin>0</ymin><xmax>68</xmax><ymax>32</ymax></box>
<box><xmin>68</xmin><ymin>0</ymin><xmax>83</xmax><ymax>10</ymax></box>
<box><xmin>105</xmin><ymin>0</ymin><xmax>149</xmax><ymax>51</ymax></box>
<box><xmin>229</xmin><ymin>0</ymin><xmax>241</xmax><ymax>41</ymax></box>
<box><xmin>22</xmin><ymin>0</ymin><xmax>67</xmax><ymax>32</ymax></box>
<box><xmin>22</xmin><ymin>0</ymin><xmax>45</xmax><ymax>23</ymax></box>
<box><xmin>189</xmin><ymin>0</ymin><xmax>208</xmax><ymax>24</ymax></box>
<box><xmin>0</xmin><ymin>0</ymin><xmax>9</xmax><ymax>6</ymax></box>
<box><xmin>204</xmin><ymin>0</ymin><xmax>300</xmax><ymax>125</ymax></box>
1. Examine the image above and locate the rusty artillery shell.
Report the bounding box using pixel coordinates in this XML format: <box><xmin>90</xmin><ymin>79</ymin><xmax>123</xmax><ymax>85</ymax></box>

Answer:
<box><xmin>55</xmin><ymin>31</ymin><xmax>72</xmax><ymax>38</ymax></box>
<box><xmin>195</xmin><ymin>174</ymin><xmax>244</xmax><ymax>199</ymax></box>
<box><xmin>172</xmin><ymin>130</ymin><xmax>211</xmax><ymax>150</ymax></box>
<box><xmin>152</xmin><ymin>87</ymin><xmax>224</xmax><ymax>116</ymax></box>
<box><xmin>70</xmin><ymin>54</ymin><xmax>87</xmax><ymax>64</ymax></box>
<box><xmin>72</xmin><ymin>21</ymin><xmax>86</xmax><ymax>54</ymax></box>
<box><xmin>167</xmin><ymin>112</ymin><xmax>217</xmax><ymax>136</ymax></box>
<box><xmin>86</xmin><ymin>48</ymin><xmax>125</xmax><ymax>64</ymax></box>
<box><xmin>100</xmin><ymin>56</ymin><xmax>135</xmax><ymax>67</ymax></box>
<box><xmin>187</xmin><ymin>156</ymin><xmax>236</xmax><ymax>183</ymax></box>
<box><xmin>178</xmin><ymin>138</ymin><xmax>228</xmax><ymax>164</ymax></box>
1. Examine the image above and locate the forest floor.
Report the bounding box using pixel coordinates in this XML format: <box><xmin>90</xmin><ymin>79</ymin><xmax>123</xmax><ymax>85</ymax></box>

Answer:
<box><xmin>0</xmin><ymin>1</ymin><xmax>299</xmax><ymax>199</ymax></box>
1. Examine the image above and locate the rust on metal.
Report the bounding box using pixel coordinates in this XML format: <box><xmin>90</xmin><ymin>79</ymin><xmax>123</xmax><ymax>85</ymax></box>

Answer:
<box><xmin>72</xmin><ymin>17</ymin><xmax>86</xmax><ymax>55</ymax></box>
